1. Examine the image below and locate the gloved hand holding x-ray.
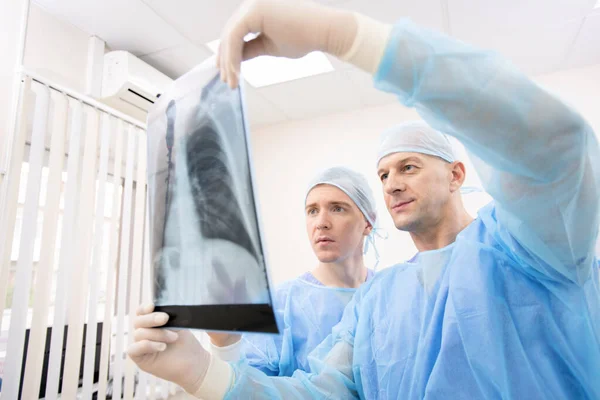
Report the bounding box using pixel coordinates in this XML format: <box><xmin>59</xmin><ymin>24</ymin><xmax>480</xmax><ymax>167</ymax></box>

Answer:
<box><xmin>146</xmin><ymin>57</ymin><xmax>278</xmax><ymax>334</ymax></box>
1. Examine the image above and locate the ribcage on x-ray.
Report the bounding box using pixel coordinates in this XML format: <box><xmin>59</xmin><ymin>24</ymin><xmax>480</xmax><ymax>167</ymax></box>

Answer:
<box><xmin>151</xmin><ymin>71</ymin><xmax>270</xmax><ymax>308</ymax></box>
<box><xmin>185</xmin><ymin>118</ymin><xmax>258</xmax><ymax>261</ymax></box>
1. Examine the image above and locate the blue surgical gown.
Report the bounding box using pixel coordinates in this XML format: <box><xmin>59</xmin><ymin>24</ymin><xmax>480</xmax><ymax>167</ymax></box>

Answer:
<box><xmin>225</xmin><ymin>18</ymin><xmax>600</xmax><ymax>399</ymax></box>
<box><xmin>241</xmin><ymin>270</ymin><xmax>374</xmax><ymax>376</ymax></box>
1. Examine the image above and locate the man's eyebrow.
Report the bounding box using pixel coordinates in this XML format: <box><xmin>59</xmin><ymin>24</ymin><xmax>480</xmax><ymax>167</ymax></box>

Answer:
<box><xmin>329</xmin><ymin>201</ymin><xmax>353</xmax><ymax>208</ymax></box>
<box><xmin>378</xmin><ymin>156</ymin><xmax>424</xmax><ymax>175</ymax></box>
<box><xmin>399</xmin><ymin>156</ymin><xmax>424</xmax><ymax>164</ymax></box>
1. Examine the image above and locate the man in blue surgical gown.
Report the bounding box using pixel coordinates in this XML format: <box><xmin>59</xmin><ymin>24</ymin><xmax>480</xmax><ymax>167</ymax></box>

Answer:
<box><xmin>128</xmin><ymin>1</ymin><xmax>600</xmax><ymax>398</ymax></box>
<box><xmin>207</xmin><ymin>166</ymin><xmax>379</xmax><ymax>376</ymax></box>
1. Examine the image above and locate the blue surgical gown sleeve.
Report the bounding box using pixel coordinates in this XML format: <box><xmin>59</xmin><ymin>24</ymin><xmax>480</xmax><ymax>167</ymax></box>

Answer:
<box><xmin>240</xmin><ymin>283</ymin><xmax>290</xmax><ymax>376</ymax></box>
<box><xmin>241</xmin><ymin>327</ymin><xmax>284</xmax><ymax>376</ymax></box>
<box><xmin>224</xmin><ymin>283</ymin><xmax>367</xmax><ymax>399</ymax></box>
<box><xmin>374</xmin><ymin>19</ymin><xmax>600</xmax><ymax>285</ymax></box>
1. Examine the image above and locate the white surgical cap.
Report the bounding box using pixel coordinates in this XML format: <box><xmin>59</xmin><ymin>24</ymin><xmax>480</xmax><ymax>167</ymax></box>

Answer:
<box><xmin>376</xmin><ymin>120</ymin><xmax>456</xmax><ymax>167</ymax></box>
<box><xmin>305</xmin><ymin>166</ymin><xmax>377</xmax><ymax>227</ymax></box>
<box><xmin>305</xmin><ymin>166</ymin><xmax>385</xmax><ymax>268</ymax></box>
<box><xmin>375</xmin><ymin>120</ymin><xmax>483</xmax><ymax>195</ymax></box>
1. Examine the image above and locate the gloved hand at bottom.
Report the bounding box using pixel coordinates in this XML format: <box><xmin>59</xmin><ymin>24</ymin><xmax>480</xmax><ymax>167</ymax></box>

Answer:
<box><xmin>127</xmin><ymin>304</ymin><xmax>232</xmax><ymax>398</ymax></box>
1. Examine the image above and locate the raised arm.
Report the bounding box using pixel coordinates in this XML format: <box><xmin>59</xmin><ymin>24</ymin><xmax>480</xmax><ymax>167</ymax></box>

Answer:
<box><xmin>371</xmin><ymin>19</ymin><xmax>599</xmax><ymax>284</ymax></box>
<box><xmin>218</xmin><ymin>0</ymin><xmax>599</xmax><ymax>284</ymax></box>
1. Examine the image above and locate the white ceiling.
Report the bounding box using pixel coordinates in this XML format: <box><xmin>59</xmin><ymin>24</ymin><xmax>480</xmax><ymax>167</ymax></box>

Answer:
<box><xmin>33</xmin><ymin>0</ymin><xmax>600</xmax><ymax>127</ymax></box>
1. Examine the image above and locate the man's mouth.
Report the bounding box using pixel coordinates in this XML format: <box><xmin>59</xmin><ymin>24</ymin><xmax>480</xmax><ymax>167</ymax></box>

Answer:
<box><xmin>392</xmin><ymin>200</ymin><xmax>414</xmax><ymax>211</ymax></box>
<box><xmin>316</xmin><ymin>237</ymin><xmax>335</xmax><ymax>244</ymax></box>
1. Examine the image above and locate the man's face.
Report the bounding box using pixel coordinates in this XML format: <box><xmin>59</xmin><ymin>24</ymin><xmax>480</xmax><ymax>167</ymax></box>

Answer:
<box><xmin>305</xmin><ymin>185</ymin><xmax>372</xmax><ymax>263</ymax></box>
<box><xmin>377</xmin><ymin>152</ymin><xmax>453</xmax><ymax>232</ymax></box>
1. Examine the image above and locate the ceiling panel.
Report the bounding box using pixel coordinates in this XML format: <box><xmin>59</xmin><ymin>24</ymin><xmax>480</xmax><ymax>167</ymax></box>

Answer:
<box><xmin>447</xmin><ymin>0</ymin><xmax>584</xmax><ymax>75</ymax></box>
<box><xmin>341</xmin><ymin>0</ymin><xmax>446</xmax><ymax>31</ymax></box>
<box><xmin>32</xmin><ymin>0</ymin><xmax>600</xmax><ymax>129</ymax></box>
<box><xmin>33</xmin><ymin>0</ymin><xmax>185</xmax><ymax>55</ymax></box>
<box><xmin>141</xmin><ymin>0</ymin><xmax>243</xmax><ymax>46</ymax></box>
<box><xmin>343</xmin><ymin>68</ymin><xmax>397</xmax><ymax>108</ymax></box>
<box><xmin>567</xmin><ymin>10</ymin><xmax>600</xmax><ymax>68</ymax></box>
<box><xmin>498</xmin><ymin>20</ymin><xmax>581</xmax><ymax>75</ymax></box>
<box><xmin>257</xmin><ymin>71</ymin><xmax>363</xmax><ymax>120</ymax></box>
<box><xmin>244</xmin><ymin>86</ymin><xmax>289</xmax><ymax>127</ymax></box>
<box><xmin>140</xmin><ymin>43</ymin><xmax>212</xmax><ymax>79</ymax></box>
<box><xmin>448</xmin><ymin>0</ymin><xmax>595</xmax><ymax>32</ymax></box>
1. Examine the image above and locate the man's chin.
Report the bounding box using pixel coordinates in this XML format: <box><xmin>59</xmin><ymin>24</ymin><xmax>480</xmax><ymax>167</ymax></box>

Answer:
<box><xmin>316</xmin><ymin>252</ymin><xmax>340</xmax><ymax>263</ymax></box>
<box><xmin>394</xmin><ymin>218</ymin><xmax>417</xmax><ymax>232</ymax></box>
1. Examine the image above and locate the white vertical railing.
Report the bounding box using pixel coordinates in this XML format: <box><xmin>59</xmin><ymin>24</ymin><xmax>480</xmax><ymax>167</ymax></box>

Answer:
<box><xmin>112</xmin><ymin>124</ymin><xmax>137</xmax><ymax>400</ymax></box>
<box><xmin>20</xmin><ymin>89</ymin><xmax>68</xmax><ymax>399</ymax></box>
<box><xmin>0</xmin><ymin>73</ymin><xmax>177</xmax><ymax>399</ymax></box>
<box><xmin>124</xmin><ymin>129</ymin><xmax>147</xmax><ymax>399</ymax></box>
<box><xmin>61</xmin><ymin>104</ymin><xmax>100</xmax><ymax>399</ymax></box>
<box><xmin>97</xmin><ymin>118</ymin><xmax>125</xmax><ymax>400</ymax></box>
<box><xmin>1</xmin><ymin>82</ymin><xmax>50</xmax><ymax>399</ymax></box>
<box><xmin>137</xmin><ymin>207</ymin><xmax>153</xmax><ymax>400</ymax></box>
<box><xmin>81</xmin><ymin>112</ymin><xmax>111</xmax><ymax>399</ymax></box>
<box><xmin>44</xmin><ymin>98</ymin><xmax>84</xmax><ymax>400</ymax></box>
<box><xmin>0</xmin><ymin>77</ymin><xmax>32</xmax><ymax>335</ymax></box>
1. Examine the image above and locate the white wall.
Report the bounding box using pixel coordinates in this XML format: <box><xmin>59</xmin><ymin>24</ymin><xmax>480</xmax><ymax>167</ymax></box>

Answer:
<box><xmin>0</xmin><ymin>0</ymin><xmax>28</xmax><ymax>177</ymax></box>
<box><xmin>250</xmin><ymin>64</ymin><xmax>600</xmax><ymax>285</ymax></box>
<box><xmin>0</xmin><ymin>3</ymin><xmax>90</xmax><ymax>186</ymax></box>
<box><xmin>23</xmin><ymin>4</ymin><xmax>90</xmax><ymax>93</ymax></box>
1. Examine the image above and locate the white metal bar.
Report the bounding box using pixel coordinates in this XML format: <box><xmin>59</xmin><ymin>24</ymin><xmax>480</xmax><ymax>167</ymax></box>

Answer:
<box><xmin>97</xmin><ymin>118</ymin><xmax>125</xmax><ymax>400</ymax></box>
<box><xmin>85</xmin><ymin>36</ymin><xmax>105</xmax><ymax>97</ymax></box>
<box><xmin>124</xmin><ymin>129</ymin><xmax>147</xmax><ymax>399</ymax></box>
<box><xmin>1</xmin><ymin>83</ymin><xmax>50</xmax><ymax>399</ymax></box>
<box><xmin>138</xmin><ymin>200</ymin><xmax>156</xmax><ymax>400</ymax></box>
<box><xmin>21</xmin><ymin>89</ymin><xmax>69</xmax><ymax>399</ymax></box>
<box><xmin>44</xmin><ymin>99</ymin><xmax>84</xmax><ymax>400</ymax></box>
<box><xmin>61</xmin><ymin>105</ymin><xmax>100</xmax><ymax>399</ymax></box>
<box><xmin>0</xmin><ymin>0</ymin><xmax>31</xmax><ymax>176</ymax></box>
<box><xmin>112</xmin><ymin>124</ymin><xmax>138</xmax><ymax>400</ymax></box>
<box><xmin>23</xmin><ymin>69</ymin><xmax>147</xmax><ymax>129</ymax></box>
<box><xmin>81</xmin><ymin>112</ymin><xmax>111</xmax><ymax>399</ymax></box>
<box><xmin>0</xmin><ymin>76</ymin><xmax>31</xmax><ymax>334</ymax></box>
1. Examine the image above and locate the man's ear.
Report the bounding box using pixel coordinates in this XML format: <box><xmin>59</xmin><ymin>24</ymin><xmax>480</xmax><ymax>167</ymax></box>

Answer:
<box><xmin>449</xmin><ymin>161</ymin><xmax>466</xmax><ymax>193</ymax></box>
<box><xmin>364</xmin><ymin>220</ymin><xmax>373</xmax><ymax>236</ymax></box>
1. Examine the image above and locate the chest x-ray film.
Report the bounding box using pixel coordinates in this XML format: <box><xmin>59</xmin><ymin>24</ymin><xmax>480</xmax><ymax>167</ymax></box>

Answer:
<box><xmin>147</xmin><ymin>58</ymin><xmax>278</xmax><ymax>333</ymax></box>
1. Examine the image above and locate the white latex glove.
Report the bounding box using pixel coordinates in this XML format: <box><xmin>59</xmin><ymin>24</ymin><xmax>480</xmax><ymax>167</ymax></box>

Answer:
<box><xmin>127</xmin><ymin>304</ymin><xmax>210</xmax><ymax>394</ymax></box>
<box><xmin>207</xmin><ymin>332</ymin><xmax>243</xmax><ymax>362</ymax></box>
<box><xmin>217</xmin><ymin>0</ymin><xmax>358</xmax><ymax>88</ymax></box>
<box><xmin>208</xmin><ymin>332</ymin><xmax>241</xmax><ymax>347</ymax></box>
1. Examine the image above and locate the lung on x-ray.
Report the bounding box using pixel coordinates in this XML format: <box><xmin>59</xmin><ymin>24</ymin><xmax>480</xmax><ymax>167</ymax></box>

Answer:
<box><xmin>146</xmin><ymin>58</ymin><xmax>278</xmax><ymax>333</ymax></box>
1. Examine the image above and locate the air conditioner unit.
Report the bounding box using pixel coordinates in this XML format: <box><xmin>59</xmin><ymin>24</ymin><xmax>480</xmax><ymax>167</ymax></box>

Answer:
<box><xmin>100</xmin><ymin>51</ymin><xmax>173</xmax><ymax>121</ymax></box>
